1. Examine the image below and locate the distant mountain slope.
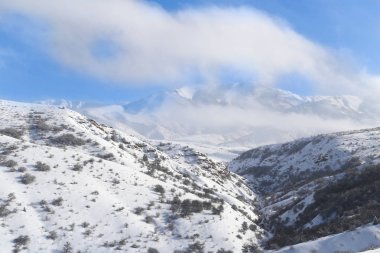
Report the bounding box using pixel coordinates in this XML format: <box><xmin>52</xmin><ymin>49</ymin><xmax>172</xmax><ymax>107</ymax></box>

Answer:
<box><xmin>270</xmin><ymin>224</ymin><xmax>380</xmax><ymax>253</ymax></box>
<box><xmin>230</xmin><ymin>127</ymin><xmax>380</xmax><ymax>193</ymax></box>
<box><xmin>81</xmin><ymin>85</ymin><xmax>375</xmax><ymax>161</ymax></box>
<box><xmin>0</xmin><ymin>100</ymin><xmax>263</xmax><ymax>253</ymax></box>
<box><xmin>229</xmin><ymin>128</ymin><xmax>380</xmax><ymax>251</ymax></box>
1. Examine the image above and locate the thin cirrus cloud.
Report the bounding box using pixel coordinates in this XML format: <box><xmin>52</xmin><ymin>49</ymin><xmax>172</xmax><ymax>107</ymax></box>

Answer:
<box><xmin>0</xmin><ymin>0</ymin><xmax>379</xmax><ymax>95</ymax></box>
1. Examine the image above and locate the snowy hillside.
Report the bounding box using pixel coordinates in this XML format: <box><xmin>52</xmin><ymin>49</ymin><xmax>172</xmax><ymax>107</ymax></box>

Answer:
<box><xmin>80</xmin><ymin>85</ymin><xmax>376</xmax><ymax>161</ymax></box>
<box><xmin>0</xmin><ymin>100</ymin><xmax>263</xmax><ymax>253</ymax></box>
<box><xmin>270</xmin><ymin>224</ymin><xmax>380</xmax><ymax>253</ymax></box>
<box><xmin>230</xmin><ymin>128</ymin><xmax>380</xmax><ymax>251</ymax></box>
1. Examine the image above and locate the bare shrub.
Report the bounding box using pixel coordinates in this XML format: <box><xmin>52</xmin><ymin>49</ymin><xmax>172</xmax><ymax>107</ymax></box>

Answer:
<box><xmin>134</xmin><ymin>207</ymin><xmax>144</xmax><ymax>215</ymax></box>
<box><xmin>0</xmin><ymin>160</ymin><xmax>18</xmax><ymax>168</ymax></box>
<box><xmin>20</xmin><ymin>173</ymin><xmax>36</xmax><ymax>184</ymax></box>
<box><xmin>148</xmin><ymin>248</ymin><xmax>160</xmax><ymax>253</ymax></box>
<box><xmin>97</xmin><ymin>153</ymin><xmax>115</xmax><ymax>161</ymax></box>
<box><xmin>35</xmin><ymin>161</ymin><xmax>50</xmax><ymax>172</ymax></box>
<box><xmin>217</xmin><ymin>249</ymin><xmax>233</xmax><ymax>253</ymax></box>
<box><xmin>46</xmin><ymin>231</ymin><xmax>57</xmax><ymax>240</ymax></box>
<box><xmin>153</xmin><ymin>185</ymin><xmax>165</xmax><ymax>194</ymax></box>
<box><xmin>13</xmin><ymin>235</ymin><xmax>30</xmax><ymax>252</ymax></box>
<box><xmin>51</xmin><ymin>197</ymin><xmax>63</xmax><ymax>206</ymax></box>
<box><xmin>51</xmin><ymin>134</ymin><xmax>85</xmax><ymax>146</ymax></box>
<box><xmin>0</xmin><ymin>128</ymin><xmax>24</xmax><ymax>139</ymax></box>
<box><xmin>17</xmin><ymin>167</ymin><xmax>27</xmax><ymax>173</ymax></box>
<box><xmin>72</xmin><ymin>163</ymin><xmax>83</xmax><ymax>172</ymax></box>
<box><xmin>63</xmin><ymin>242</ymin><xmax>73</xmax><ymax>253</ymax></box>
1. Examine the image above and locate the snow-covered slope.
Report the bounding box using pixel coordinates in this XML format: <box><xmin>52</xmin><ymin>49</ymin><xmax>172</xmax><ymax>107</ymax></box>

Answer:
<box><xmin>270</xmin><ymin>224</ymin><xmax>380</xmax><ymax>253</ymax></box>
<box><xmin>229</xmin><ymin>128</ymin><xmax>380</xmax><ymax>251</ymax></box>
<box><xmin>229</xmin><ymin>127</ymin><xmax>380</xmax><ymax>192</ymax></box>
<box><xmin>81</xmin><ymin>85</ymin><xmax>376</xmax><ymax>161</ymax></box>
<box><xmin>0</xmin><ymin>100</ymin><xmax>263</xmax><ymax>253</ymax></box>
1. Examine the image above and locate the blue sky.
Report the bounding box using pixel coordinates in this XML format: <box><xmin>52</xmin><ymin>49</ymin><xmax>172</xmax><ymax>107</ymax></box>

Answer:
<box><xmin>0</xmin><ymin>0</ymin><xmax>380</xmax><ymax>103</ymax></box>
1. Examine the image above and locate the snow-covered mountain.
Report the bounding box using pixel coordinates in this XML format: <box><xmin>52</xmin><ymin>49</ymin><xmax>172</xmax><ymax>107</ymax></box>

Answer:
<box><xmin>0</xmin><ymin>100</ymin><xmax>263</xmax><ymax>253</ymax></box>
<box><xmin>1</xmin><ymin>99</ymin><xmax>379</xmax><ymax>253</ymax></box>
<box><xmin>81</xmin><ymin>85</ymin><xmax>377</xmax><ymax>161</ymax></box>
<box><xmin>229</xmin><ymin>128</ymin><xmax>380</xmax><ymax>252</ymax></box>
<box><xmin>123</xmin><ymin>85</ymin><xmax>364</xmax><ymax>118</ymax></box>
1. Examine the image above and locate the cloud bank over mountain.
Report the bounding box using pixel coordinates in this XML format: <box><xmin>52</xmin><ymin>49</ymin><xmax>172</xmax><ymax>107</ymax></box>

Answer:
<box><xmin>77</xmin><ymin>85</ymin><xmax>378</xmax><ymax>162</ymax></box>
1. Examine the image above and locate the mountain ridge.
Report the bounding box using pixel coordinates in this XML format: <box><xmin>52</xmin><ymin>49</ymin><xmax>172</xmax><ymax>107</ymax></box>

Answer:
<box><xmin>229</xmin><ymin>126</ymin><xmax>380</xmax><ymax>251</ymax></box>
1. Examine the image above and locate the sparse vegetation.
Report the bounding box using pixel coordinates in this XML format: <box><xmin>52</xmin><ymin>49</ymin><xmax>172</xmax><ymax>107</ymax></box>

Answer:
<box><xmin>51</xmin><ymin>197</ymin><xmax>63</xmax><ymax>206</ymax></box>
<box><xmin>51</xmin><ymin>134</ymin><xmax>85</xmax><ymax>146</ymax></box>
<box><xmin>97</xmin><ymin>153</ymin><xmax>115</xmax><ymax>161</ymax></box>
<box><xmin>63</xmin><ymin>241</ymin><xmax>73</xmax><ymax>253</ymax></box>
<box><xmin>35</xmin><ymin>161</ymin><xmax>51</xmax><ymax>171</ymax></box>
<box><xmin>13</xmin><ymin>235</ymin><xmax>30</xmax><ymax>252</ymax></box>
<box><xmin>174</xmin><ymin>242</ymin><xmax>204</xmax><ymax>253</ymax></box>
<box><xmin>0</xmin><ymin>159</ymin><xmax>18</xmax><ymax>168</ymax></box>
<box><xmin>17</xmin><ymin>167</ymin><xmax>27</xmax><ymax>172</ymax></box>
<box><xmin>0</xmin><ymin>128</ymin><xmax>24</xmax><ymax>139</ymax></box>
<box><xmin>153</xmin><ymin>184</ymin><xmax>165</xmax><ymax>194</ymax></box>
<box><xmin>0</xmin><ymin>195</ymin><xmax>16</xmax><ymax>217</ymax></box>
<box><xmin>147</xmin><ymin>248</ymin><xmax>160</xmax><ymax>253</ymax></box>
<box><xmin>72</xmin><ymin>163</ymin><xmax>83</xmax><ymax>171</ymax></box>
<box><xmin>170</xmin><ymin>197</ymin><xmax>206</xmax><ymax>217</ymax></box>
<box><xmin>46</xmin><ymin>231</ymin><xmax>58</xmax><ymax>240</ymax></box>
<box><xmin>20</xmin><ymin>173</ymin><xmax>36</xmax><ymax>184</ymax></box>
<box><xmin>217</xmin><ymin>249</ymin><xmax>233</xmax><ymax>253</ymax></box>
<box><xmin>267</xmin><ymin>165</ymin><xmax>380</xmax><ymax>249</ymax></box>
<box><xmin>134</xmin><ymin>207</ymin><xmax>144</xmax><ymax>215</ymax></box>
<box><xmin>242</xmin><ymin>242</ymin><xmax>262</xmax><ymax>253</ymax></box>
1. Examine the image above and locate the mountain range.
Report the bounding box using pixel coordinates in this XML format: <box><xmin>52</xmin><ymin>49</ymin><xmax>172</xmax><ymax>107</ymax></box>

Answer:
<box><xmin>59</xmin><ymin>84</ymin><xmax>378</xmax><ymax>161</ymax></box>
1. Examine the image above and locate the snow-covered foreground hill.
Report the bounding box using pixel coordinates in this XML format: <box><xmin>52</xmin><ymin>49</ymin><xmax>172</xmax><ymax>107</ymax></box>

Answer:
<box><xmin>269</xmin><ymin>224</ymin><xmax>380</xmax><ymax>253</ymax></box>
<box><xmin>0</xmin><ymin>100</ymin><xmax>263</xmax><ymax>253</ymax></box>
<box><xmin>230</xmin><ymin>128</ymin><xmax>380</xmax><ymax>252</ymax></box>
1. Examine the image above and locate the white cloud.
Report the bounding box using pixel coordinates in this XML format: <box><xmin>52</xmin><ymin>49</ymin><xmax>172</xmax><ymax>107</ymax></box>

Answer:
<box><xmin>0</xmin><ymin>0</ymin><xmax>379</xmax><ymax>95</ymax></box>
